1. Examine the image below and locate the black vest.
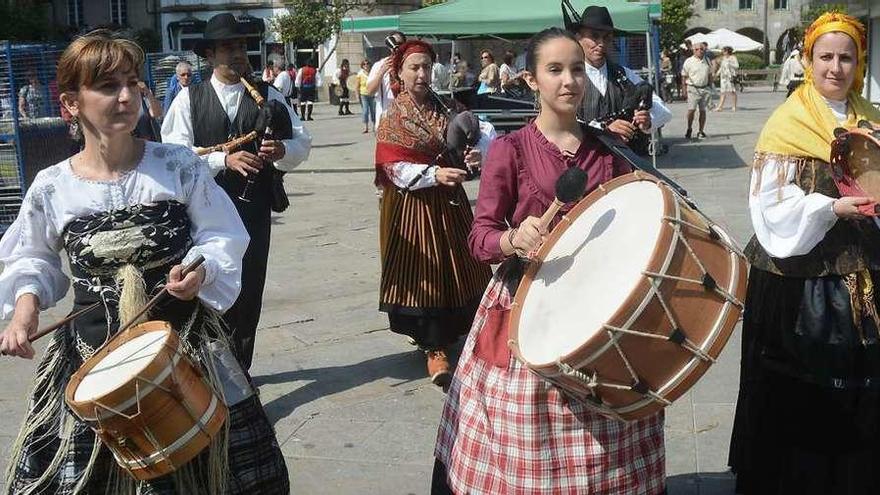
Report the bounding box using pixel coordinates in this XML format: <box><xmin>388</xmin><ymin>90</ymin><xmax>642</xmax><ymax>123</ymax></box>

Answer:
<box><xmin>190</xmin><ymin>81</ymin><xmax>292</xmax><ymax>210</ymax></box>
<box><xmin>582</xmin><ymin>62</ymin><xmax>650</xmax><ymax>155</ymax></box>
<box><xmin>746</xmin><ymin>155</ymin><xmax>880</xmax><ymax>277</ymax></box>
<box><xmin>582</xmin><ymin>62</ymin><xmax>627</xmax><ymax>122</ymax></box>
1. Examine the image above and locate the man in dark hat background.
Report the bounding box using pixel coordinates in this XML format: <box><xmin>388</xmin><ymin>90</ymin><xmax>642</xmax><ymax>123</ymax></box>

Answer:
<box><xmin>568</xmin><ymin>5</ymin><xmax>671</xmax><ymax>153</ymax></box>
<box><xmin>162</xmin><ymin>13</ymin><xmax>311</xmax><ymax>371</ymax></box>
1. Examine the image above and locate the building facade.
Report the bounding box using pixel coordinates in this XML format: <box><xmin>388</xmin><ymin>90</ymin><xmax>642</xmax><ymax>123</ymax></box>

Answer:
<box><xmin>687</xmin><ymin>0</ymin><xmax>810</xmax><ymax>63</ymax></box>
<box><xmin>49</xmin><ymin>0</ymin><xmax>158</xmax><ymax>33</ymax></box>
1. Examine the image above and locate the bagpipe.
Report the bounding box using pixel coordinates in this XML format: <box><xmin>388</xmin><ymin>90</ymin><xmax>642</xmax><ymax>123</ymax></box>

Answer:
<box><xmin>593</xmin><ymin>80</ymin><xmax>654</xmax><ymax>131</ymax></box>
<box><xmin>196</xmin><ymin>75</ymin><xmax>293</xmax><ymax>212</ymax></box>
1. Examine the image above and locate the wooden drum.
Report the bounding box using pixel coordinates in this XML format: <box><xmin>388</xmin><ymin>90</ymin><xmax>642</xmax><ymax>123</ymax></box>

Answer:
<box><xmin>509</xmin><ymin>172</ymin><xmax>748</xmax><ymax>421</ymax></box>
<box><xmin>64</xmin><ymin>320</ymin><xmax>227</xmax><ymax>480</ymax></box>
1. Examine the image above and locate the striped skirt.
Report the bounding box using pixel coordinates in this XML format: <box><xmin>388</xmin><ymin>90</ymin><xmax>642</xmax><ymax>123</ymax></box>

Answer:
<box><xmin>378</xmin><ymin>185</ymin><xmax>491</xmax><ymax>345</ymax></box>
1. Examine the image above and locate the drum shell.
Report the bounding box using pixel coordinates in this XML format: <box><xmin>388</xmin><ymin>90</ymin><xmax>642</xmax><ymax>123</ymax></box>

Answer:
<box><xmin>64</xmin><ymin>320</ymin><xmax>227</xmax><ymax>480</ymax></box>
<box><xmin>510</xmin><ymin>173</ymin><xmax>747</xmax><ymax>421</ymax></box>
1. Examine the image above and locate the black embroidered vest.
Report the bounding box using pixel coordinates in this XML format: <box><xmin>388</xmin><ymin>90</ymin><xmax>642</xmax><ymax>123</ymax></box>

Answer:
<box><xmin>746</xmin><ymin>156</ymin><xmax>880</xmax><ymax>277</ymax></box>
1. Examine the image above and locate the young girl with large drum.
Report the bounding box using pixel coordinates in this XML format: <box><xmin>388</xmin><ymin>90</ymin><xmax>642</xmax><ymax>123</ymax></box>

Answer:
<box><xmin>0</xmin><ymin>31</ymin><xmax>289</xmax><ymax>494</ymax></box>
<box><xmin>433</xmin><ymin>28</ymin><xmax>666</xmax><ymax>494</ymax></box>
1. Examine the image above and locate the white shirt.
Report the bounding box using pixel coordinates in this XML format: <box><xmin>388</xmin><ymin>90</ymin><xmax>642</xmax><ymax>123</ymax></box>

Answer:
<box><xmin>0</xmin><ymin>142</ymin><xmax>249</xmax><ymax>316</ymax></box>
<box><xmin>273</xmin><ymin>70</ymin><xmax>293</xmax><ymax>98</ymax></box>
<box><xmin>161</xmin><ymin>74</ymin><xmax>311</xmax><ymax>175</ymax></box>
<box><xmin>749</xmin><ymin>97</ymin><xmax>880</xmax><ymax>258</ymax></box>
<box><xmin>367</xmin><ymin>56</ymin><xmax>395</xmax><ymax>130</ymax></box>
<box><xmin>585</xmin><ymin>62</ymin><xmax>673</xmax><ymax>130</ymax></box>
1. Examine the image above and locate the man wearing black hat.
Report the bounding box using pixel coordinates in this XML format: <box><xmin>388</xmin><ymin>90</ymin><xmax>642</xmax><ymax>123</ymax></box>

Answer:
<box><xmin>567</xmin><ymin>5</ymin><xmax>671</xmax><ymax>153</ymax></box>
<box><xmin>162</xmin><ymin>13</ymin><xmax>311</xmax><ymax>370</ymax></box>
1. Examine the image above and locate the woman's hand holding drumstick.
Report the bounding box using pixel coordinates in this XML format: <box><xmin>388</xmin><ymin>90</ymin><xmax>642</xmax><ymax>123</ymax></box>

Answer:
<box><xmin>501</xmin><ymin>167</ymin><xmax>588</xmax><ymax>259</ymax></box>
<box><xmin>0</xmin><ymin>294</ymin><xmax>39</xmax><ymax>359</ymax></box>
<box><xmin>166</xmin><ymin>264</ymin><xmax>206</xmax><ymax>301</ymax></box>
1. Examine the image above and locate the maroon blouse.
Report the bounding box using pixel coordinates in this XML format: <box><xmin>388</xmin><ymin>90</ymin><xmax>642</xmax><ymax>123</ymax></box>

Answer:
<box><xmin>468</xmin><ymin>122</ymin><xmax>632</xmax><ymax>264</ymax></box>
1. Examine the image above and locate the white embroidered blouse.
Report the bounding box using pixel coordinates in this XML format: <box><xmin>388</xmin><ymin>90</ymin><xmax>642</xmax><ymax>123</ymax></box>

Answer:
<box><xmin>0</xmin><ymin>141</ymin><xmax>250</xmax><ymax>318</ymax></box>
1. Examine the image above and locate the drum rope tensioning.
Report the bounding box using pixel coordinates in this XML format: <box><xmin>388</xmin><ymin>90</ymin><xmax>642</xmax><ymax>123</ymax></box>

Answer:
<box><xmin>509</xmin><ymin>171</ymin><xmax>748</xmax><ymax>421</ymax></box>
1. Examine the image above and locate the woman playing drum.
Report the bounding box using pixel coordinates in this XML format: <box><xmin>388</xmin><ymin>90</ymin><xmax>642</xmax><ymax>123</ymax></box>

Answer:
<box><xmin>728</xmin><ymin>13</ymin><xmax>880</xmax><ymax>494</ymax></box>
<box><xmin>0</xmin><ymin>32</ymin><xmax>289</xmax><ymax>493</ymax></box>
<box><xmin>433</xmin><ymin>28</ymin><xmax>666</xmax><ymax>494</ymax></box>
<box><xmin>375</xmin><ymin>40</ymin><xmax>492</xmax><ymax>387</ymax></box>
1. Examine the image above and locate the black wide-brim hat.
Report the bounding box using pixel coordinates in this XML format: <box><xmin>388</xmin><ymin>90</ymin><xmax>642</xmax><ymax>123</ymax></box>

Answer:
<box><xmin>194</xmin><ymin>13</ymin><xmax>248</xmax><ymax>57</ymax></box>
<box><xmin>567</xmin><ymin>5</ymin><xmax>626</xmax><ymax>36</ymax></box>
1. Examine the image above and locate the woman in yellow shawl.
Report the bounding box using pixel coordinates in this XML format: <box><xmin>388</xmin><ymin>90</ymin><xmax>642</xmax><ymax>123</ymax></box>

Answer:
<box><xmin>729</xmin><ymin>13</ymin><xmax>880</xmax><ymax>494</ymax></box>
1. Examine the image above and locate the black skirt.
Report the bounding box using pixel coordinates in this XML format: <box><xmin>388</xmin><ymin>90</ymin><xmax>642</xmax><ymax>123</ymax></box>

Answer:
<box><xmin>729</xmin><ymin>267</ymin><xmax>880</xmax><ymax>495</ymax></box>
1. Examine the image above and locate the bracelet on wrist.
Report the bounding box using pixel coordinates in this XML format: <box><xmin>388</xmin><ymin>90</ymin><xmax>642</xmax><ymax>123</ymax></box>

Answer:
<box><xmin>507</xmin><ymin>227</ymin><xmax>518</xmax><ymax>251</ymax></box>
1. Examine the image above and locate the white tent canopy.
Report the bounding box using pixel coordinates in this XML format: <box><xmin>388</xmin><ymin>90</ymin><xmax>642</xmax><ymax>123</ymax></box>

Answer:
<box><xmin>687</xmin><ymin>28</ymin><xmax>763</xmax><ymax>52</ymax></box>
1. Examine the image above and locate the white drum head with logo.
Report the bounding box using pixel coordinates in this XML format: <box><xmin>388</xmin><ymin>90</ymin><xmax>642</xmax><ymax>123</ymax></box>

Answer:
<box><xmin>517</xmin><ymin>180</ymin><xmax>665</xmax><ymax>366</ymax></box>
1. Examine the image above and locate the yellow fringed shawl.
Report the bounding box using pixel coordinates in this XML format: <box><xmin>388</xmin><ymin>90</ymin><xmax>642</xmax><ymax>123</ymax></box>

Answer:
<box><xmin>754</xmin><ymin>82</ymin><xmax>880</xmax><ymax>164</ymax></box>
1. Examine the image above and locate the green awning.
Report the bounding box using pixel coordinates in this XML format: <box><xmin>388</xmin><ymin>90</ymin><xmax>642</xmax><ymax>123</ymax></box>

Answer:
<box><xmin>397</xmin><ymin>0</ymin><xmax>650</xmax><ymax>38</ymax></box>
<box><xmin>340</xmin><ymin>15</ymin><xmax>400</xmax><ymax>33</ymax></box>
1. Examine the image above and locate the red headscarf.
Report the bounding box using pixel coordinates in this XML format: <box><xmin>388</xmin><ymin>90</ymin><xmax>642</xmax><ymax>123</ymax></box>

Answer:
<box><xmin>389</xmin><ymin>40</ymin><xmax>436</xmax><ymax>96</ymax></box>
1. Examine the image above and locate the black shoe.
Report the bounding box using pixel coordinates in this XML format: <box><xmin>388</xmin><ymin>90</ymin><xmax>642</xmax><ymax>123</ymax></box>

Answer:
<box><xmin>685</xmin><ymin>128</ymin><xmax>692</xmax><ymax>139</ymax></box>
<box><xmin>697</xmin><ymin>131</ymin><xmax>707</xmax><ymax>139</ymax></box>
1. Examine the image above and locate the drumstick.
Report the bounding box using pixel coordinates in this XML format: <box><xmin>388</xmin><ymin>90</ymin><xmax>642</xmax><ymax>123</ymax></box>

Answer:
<box><xmin>539</xmin><ymin>167</ymin><xmax>589</xmax><ymax>231</ymax></box>
<box><xmin>3</xmin><ymin>256</ymin><xmax>207</xmax><ymax>354</ymax></box>
<box><xmin>24</xmin><ymin>302</ymin><xmax>102</xmax><ymax>345</ymax></box>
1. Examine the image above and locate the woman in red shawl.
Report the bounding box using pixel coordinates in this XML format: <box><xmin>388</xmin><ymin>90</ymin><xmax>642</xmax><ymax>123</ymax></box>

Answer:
<box><xmin>375</xmin><ymin>40</ymin><xmax>492</xmax><ymax>387</ymax></box>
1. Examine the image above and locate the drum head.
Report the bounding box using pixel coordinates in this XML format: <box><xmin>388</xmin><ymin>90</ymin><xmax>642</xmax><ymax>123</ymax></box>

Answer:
<box><xmin>517</xmin><ymin>180</ymin><xmax>665</xmax><ymax>366</ymax></box>
<box><xmin>73</xmin><ymin>329</ymin><xmax>170</xmax><ymax>402</ymax></box>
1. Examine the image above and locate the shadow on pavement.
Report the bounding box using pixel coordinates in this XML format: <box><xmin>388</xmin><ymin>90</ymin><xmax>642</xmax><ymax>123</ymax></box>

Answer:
<box><xmin>657</xmin><ymin>144</ymin><xmax>748</xmax><ymax>169</ymax></box>
<box><xmin>667</xmin><ymin>472</ymin><xmax>736</xmax><ymax>495</ymax></box>
<box><xmin>312</xmin><ymin>141</ymin><xmax>357</xmax><ymax>149</ymax></box>
<box><xmin>254</xmin><ymin>350</ymin><xmax>430</xmax><ymax>424</ymax></box>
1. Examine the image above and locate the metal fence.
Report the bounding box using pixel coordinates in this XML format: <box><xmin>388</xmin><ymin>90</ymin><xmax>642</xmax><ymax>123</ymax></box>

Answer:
<box><xmin>143</xmin><ymin>51</ymin><xmax>208</xmax><ymax>101</ymax></box>
<box><xmin>0</xmin><ymin>41</ymin><xmax>71</xmax><ymax>233</ymax></box>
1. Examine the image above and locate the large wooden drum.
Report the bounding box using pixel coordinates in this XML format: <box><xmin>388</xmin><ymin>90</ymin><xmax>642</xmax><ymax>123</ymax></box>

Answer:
<box><xmin>509</xmin><ymin>172</ymin><xmax>748</xmax><ymax>421</ymax></box>
<box><xmin>65</xmin><ymin>320</ymin><xmax>227</xmax><ymax>480</ymax></box>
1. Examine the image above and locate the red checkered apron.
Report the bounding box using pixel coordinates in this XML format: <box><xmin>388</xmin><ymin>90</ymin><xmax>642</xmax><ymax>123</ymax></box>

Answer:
<box><xmin>435</xmin><ymin>262</ymin><xmax>666</xmax><ymax>495</ymax></box>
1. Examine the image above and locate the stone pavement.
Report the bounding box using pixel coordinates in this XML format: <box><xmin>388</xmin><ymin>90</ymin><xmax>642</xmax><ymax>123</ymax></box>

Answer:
<box><xmin>0</xmin><ymin>88</ymin><xmax>786</xmax><ymax>494</ymax></box>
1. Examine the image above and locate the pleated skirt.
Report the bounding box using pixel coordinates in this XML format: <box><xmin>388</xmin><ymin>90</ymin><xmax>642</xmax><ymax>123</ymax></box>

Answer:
<box><xmin>378</xmin><ymin>185</ymin><xmax>491</xmax><ymax>346</ymax></box>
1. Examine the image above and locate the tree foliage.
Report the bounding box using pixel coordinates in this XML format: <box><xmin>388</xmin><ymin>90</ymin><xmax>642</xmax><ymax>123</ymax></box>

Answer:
<box><xmin>271</xmin><ymin>0</ymin><xmax>371</xmax><ymax>47</ymax></box>
<box><xmin>659</xmin><ymin>0</ymin><xmax>694</xmax><ymax>52</ymax></box>
<box><xmin>0</xmin><ymin>2</ymin><xmax>57</xmax><ymax>41</ymax></box>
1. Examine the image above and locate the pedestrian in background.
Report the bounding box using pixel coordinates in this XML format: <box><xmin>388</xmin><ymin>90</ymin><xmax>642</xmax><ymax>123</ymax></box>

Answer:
<box><xmin>499</xmin><ymin>50</ymin><xmax>518</xmax><ymax>93</ymax></box>
<box><xmin>681</xmin><ymin>42</ymin><xmax>713</xmax><ymax>139</ymax></box>
<box><xmin>162</xmin><ymin>61</ymin><xmax>193</xmax><ymax>115</ymax></box>
<box><xmin>476</xmin><ymin>49</ymin><xmax>500</xmax><ymax>94</ymax></box>
<box><xmin>334</xmin><ymin>58</ymin><xmax>353</xmax><ymax>116</ymax></box>
<box><xmin>714</xmin><ymin>46</ymin><xmax>739</xmax><ymax>111</ymax></box>
<box><xmin>356</xmin><ymin>59</ymin><xmax>375</xmax><ymax>133</ymax></box>
<box><xmin>779</xmin><ymin>48</ymin><xmax>805</xmax><ymax>97</ymax></box>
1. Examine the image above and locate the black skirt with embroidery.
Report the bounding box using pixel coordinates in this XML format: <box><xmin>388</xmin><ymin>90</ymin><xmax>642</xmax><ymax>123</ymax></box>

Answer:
<box><xmin>729</xmin><ymin>266</ymin><xmax>880</xmax><ymax>495</ymax></box>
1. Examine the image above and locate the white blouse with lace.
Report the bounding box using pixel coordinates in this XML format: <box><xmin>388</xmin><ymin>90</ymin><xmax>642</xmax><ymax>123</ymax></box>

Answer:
<box><xmin>749</xmin><ymin>97</ymin><xmax>880</xmax><ymax>259</ymax></box>
<box><xmin>0</xmin><ymin>141</ymin><xmax>250</xmax><ymax>318</ymax></box>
